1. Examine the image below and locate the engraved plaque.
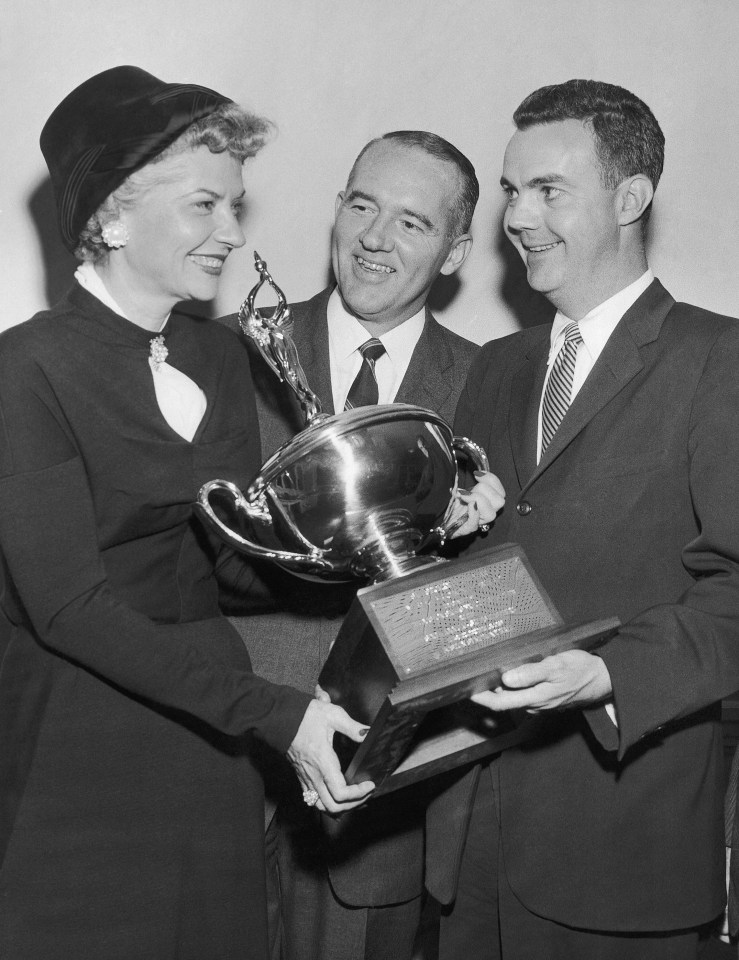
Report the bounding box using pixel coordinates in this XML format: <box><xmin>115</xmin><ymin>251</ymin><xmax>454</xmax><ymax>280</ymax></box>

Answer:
<box><xmin>319</xmin><ymin>542</ymin><xmax>619</xmax><ymax>796</ymax></box>
<box><xmin>366</xmin><ymin>550</ymin><xmax>560</xmax><ymax>670</ymax></box>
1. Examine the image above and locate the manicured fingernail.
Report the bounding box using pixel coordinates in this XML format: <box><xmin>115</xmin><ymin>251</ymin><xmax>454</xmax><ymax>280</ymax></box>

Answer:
<box><xmin>457</xmin><ymin>487</ymin><xmax>471</xmax><ymax>496</ymax></box>
<box><xmin>359</xmin><ymin>728</ymin><xmax>370</xmax><ymax>736</ymax></box>
<box><xmin>473</xmin><ymin>470</ymin><xmax>486</xmax><ymax>478</ymax></box>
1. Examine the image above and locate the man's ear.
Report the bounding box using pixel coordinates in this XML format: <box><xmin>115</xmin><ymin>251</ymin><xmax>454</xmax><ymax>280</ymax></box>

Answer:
<box><xmin>440</xmin><ymin>234</ymin><xmax>473</xmax><ymax>276</ymax></box>
<box><xmin>334</xmin><ymin>192</ymin><xmax>345</xmax><ymax>218</ymax></box>
<box><xmin>617</xmin><ymin>175</ymin><xmax>654</xmax><ymax>226</ymax></box>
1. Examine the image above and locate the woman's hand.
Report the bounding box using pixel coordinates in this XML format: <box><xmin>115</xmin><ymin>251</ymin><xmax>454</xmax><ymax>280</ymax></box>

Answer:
<box><xmin>448</xmin><ymin>470</ymin><xmax>506</xmax><ymax>538</ymax></box>
<box><xmin>286</xmin><ymin>699</ymin><xmax>374</xmax><ymax>814</ymax></box>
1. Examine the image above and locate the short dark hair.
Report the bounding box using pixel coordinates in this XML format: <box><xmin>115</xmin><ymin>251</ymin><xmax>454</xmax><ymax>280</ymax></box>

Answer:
<box><xmin>513</xmin><ymin>80</ymin><xmax>665</xmax><ymax>208</ymax></box>
<box><xmin>347</xmin><ymin>130</ymin><xmax>479</xmax><ymax>237</ymax></box>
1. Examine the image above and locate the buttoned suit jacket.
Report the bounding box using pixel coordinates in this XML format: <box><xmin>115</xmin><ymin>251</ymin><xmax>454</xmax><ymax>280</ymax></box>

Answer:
<box><xmin>426</xmin><ymin>280</ymin><xmax>739</xmax><ymax>932</ymax></box>
<box><xmin>220</xmin><ymin>286</ymin><xmax>479</xmax><ymax>906</ymax></box>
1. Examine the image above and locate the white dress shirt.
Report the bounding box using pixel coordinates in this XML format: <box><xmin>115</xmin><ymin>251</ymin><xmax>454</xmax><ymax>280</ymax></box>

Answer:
<box><xmin>536</xmin><ymin>270</ymin><xmax>654</xmax><ymax>463</ymax></box>
<box><xmin>75</xmin><ymin>262</ymin><xmax>207</xmax><ymax>441</ymax></box>
<box><xmin>326</xmin><ymin>289</ymin><xmax>426</xmax><ymax>413</ymax></box>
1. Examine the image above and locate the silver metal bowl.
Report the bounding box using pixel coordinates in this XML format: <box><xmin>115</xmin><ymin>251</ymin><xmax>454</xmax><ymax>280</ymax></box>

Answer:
<box><xmin>197</xmin><ymin>403</ymin><xmax>486</xmax><ymax>583</ymax></box>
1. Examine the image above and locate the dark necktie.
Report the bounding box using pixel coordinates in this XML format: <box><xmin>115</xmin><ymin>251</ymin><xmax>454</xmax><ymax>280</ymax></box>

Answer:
<box><xmin>344</xmin><ymin>338</ymin><xmax>386</xmax><ymax>409</ymax></box>
<box><xmin>541</xmin><ymin>321</ymin><xmax>583</xmax><ymax>453</ymax></box>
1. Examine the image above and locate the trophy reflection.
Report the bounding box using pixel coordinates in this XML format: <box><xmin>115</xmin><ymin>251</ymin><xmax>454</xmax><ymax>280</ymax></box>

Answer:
<box><xmin>197</xmin><ymin>254</ymin><xmax>618</xmax><ymax>795</ymax></box>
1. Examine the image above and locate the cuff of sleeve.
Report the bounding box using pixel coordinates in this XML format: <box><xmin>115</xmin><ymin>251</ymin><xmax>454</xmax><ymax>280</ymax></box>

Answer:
<box><xmin>256</xmin><ymin>685</ymin><xmax>313</xmax><ymax>755</ymax></box>
<box><xmin>604</xmin><ymin>699</ymin><xmax>618</xmax><ymax>727</ymax></box>
<box><xmin>583</xmin><ymin>702</ymin><xmax>620</xmax><ymax>753</ymax></box>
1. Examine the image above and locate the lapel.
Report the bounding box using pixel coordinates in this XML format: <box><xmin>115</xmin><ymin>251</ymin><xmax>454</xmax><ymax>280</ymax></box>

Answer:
<box><xmin>395</xmin><ymin>308</ymin><xmax>455</xmax><ymax>415</ymax></box>
<box><xmin>508</xmin><ymin>329</ymin><xmax>550</xmax><ymax>487</ymax></box>
<box><xmin>517</xmin><ymin>280</ymin><xmax>676</xmax><ymax>492</ymax></box>
<box><xmin>292</xmin><ymin>288</ymin><xmax>336</xmax><ymax>415</ymax></box>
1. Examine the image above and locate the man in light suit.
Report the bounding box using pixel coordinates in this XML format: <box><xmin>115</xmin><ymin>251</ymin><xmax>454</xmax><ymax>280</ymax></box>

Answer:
<box><xmin>223</xmin><ymin>130</ymin><xmax>482</xmax><ymax>960</ymax></box>
<box><xmin>426</xmin><ymin>80</ymin><xmax>739</xmax><ymax>959</ymax></box>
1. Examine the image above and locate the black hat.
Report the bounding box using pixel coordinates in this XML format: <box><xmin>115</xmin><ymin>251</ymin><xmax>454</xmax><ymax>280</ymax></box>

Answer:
<box><xmin>40</xmin><ymin>65</ymin><xmax>232</xmax><ymax>251</ymax></box>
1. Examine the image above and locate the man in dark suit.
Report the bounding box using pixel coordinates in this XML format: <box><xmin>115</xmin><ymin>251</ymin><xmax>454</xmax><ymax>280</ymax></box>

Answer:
<box><xmin>222</xmin><ymin>130</ymin><xmax>483</xmax><ymax>960</ymax></box>
<box><xmin>426</xmin><ymin>80</ymin><xmax>739</xmax><ymax>959</ymax></box>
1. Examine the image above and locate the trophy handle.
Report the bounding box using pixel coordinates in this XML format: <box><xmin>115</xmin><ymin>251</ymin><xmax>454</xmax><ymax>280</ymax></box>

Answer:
<box><xmin>433</xmin><ymin>436</ymin><xmax>491</xmax><ymax>542</ymax></box>
<box><xmin>196</xmin><ymin>478</ymin><xmax>333</xmax><ymax>574</ymax></box>
<box><xmin>451</xmin><ymin>436</ymin><xmax>489</xmax><ymax>473</ymax></box>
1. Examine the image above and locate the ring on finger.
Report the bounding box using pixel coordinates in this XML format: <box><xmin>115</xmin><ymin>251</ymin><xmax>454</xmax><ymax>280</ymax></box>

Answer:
<box><xmin>302</xmin><ymin>788</ymin><xmax>320</xmax><ymax>807</ymax></box>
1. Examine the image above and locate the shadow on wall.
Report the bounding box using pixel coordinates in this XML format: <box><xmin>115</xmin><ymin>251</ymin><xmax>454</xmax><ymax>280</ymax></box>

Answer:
<box><xmin>495</xmin><ymin>228</ymin><xmax>554</xmax><ymax>332</ymax></box>
<box><xmin>425</xmin><ymin>224</ymin><xmax>555</xmax><ymax>331</ymax></box>
<box><xmin>427</xmin><ymin>272</ymin><xmax>461</xmax><ymax>314</ymax></box>
<box><xmin>29</xmin><ymin>177</ymin><xmax>77</xmax><ymax>308</ymax></box>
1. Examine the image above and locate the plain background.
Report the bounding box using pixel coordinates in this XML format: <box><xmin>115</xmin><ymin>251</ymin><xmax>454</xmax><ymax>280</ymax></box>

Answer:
<box><xmin>2</xmin><ymin>0</ymin><xmax>737</xmax><ymax>343</ymax></box>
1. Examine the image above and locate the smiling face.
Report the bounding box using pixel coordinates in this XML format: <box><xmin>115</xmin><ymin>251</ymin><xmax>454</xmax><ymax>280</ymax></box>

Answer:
<box><xmin>501</xmin><ymin>119</ymin><xmax>636</xmax><ymax>320</ymax></box>
<box><xmin>331</xmin><ymin>141</ymin><xmax>471</xmax><ymax>333</ymax></box>
<box><xmin>100</xmin><ymin>146</ymin><xmax>246</xmax><ymax>326</ymax></box>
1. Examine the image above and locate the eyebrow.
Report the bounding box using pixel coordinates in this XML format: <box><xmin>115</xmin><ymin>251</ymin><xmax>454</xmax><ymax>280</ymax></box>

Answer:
<box><xmin>188</xmin><ymin>187</ymin><xmax>246</xmax><ymax>199</ymax></box>
<box><xmin>344</xmin><ymin>189</ymin><xmax>436</xmax><ymax>232</ymax></box>
<box><xmin>500</xmin><ymin>174</ymin><xmax>568</xmax><ymax>189</ymax></box>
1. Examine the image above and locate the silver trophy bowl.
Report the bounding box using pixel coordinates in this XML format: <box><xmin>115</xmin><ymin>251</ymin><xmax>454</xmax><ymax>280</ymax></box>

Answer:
<box><xmin>197</xmin><ymin>254</ymin><xmax>487</xmax><ymax>584</ymax></box>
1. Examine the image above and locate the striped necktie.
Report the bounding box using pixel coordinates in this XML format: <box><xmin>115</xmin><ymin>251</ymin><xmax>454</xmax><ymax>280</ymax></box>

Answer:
<box><xmin>344</xmin><ymin>338</ymin><xmax>386</xmax><ymax>409</ymax></box>
<box><xmin>541</xmin><ymin>321</ymin><xmax>583</xmax><ymax>453</ymax></box>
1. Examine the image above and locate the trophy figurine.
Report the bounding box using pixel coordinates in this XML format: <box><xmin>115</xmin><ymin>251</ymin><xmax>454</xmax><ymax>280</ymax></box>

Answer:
<box><xmin>197</xmin><ymin>254</ymin><xmax>619</xmax><ymax>795</ymax></box>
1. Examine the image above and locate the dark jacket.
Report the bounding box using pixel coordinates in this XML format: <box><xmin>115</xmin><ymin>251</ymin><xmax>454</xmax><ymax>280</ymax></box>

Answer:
<box><xmin>426</xmin><ymin>280</ymin><xmax>739</xmax><ymax>931</ymax></box>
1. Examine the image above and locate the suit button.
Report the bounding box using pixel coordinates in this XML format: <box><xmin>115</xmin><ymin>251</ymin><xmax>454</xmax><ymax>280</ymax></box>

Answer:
<box><xmin>517</xmin><ymin>501</ymin><xmax>532</xmax><ymax>516</ymax></box>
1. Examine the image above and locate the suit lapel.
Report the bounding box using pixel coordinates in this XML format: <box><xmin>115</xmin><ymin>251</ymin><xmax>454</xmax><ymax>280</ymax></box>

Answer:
<box><xmin>395</xmin><ymin>309</ymin><xmax>455</xmax><ymax>416</ymax></box>
<box><xmin>508</xmin><ymin>334</ymin><xmax>550</xmax><ymax>486</ymax></box>
<box><xmin>292</xmin><ymin>288</ymin><xmax>336</xmax><ymax>415</ymax></box>
<box><xmin>523</xmin><ymin>280</ymin><xmax>676</xmax><ymax>489</ymax></box>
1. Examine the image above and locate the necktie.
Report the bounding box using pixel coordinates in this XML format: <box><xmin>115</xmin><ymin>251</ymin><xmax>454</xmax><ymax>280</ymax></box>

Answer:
<box><xmin>344</xmin><ymin>338</ymin><xmax>386</xmax><ymax>409</ymax></box>
<box><xmin>541</xmin><ymin>321</ymin><xmax>583</xmax><ymax>453</ymax></box>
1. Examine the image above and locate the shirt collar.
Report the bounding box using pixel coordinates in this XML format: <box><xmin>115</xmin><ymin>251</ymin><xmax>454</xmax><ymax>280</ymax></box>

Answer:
<box><xmin>326</xmin><ymin>288</ymin><xmax>426</xmax><ymax>364</ymax></box>
<box><xmin>549</xmin><ymin>270</ymin><xmax>654</xmax><ymax>361</ymax></box>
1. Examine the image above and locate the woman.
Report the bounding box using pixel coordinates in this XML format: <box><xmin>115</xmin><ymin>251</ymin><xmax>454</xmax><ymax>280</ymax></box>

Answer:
<box><xmin>0</xmin><ymin>66</ymin><xmax>373</xmax><ymax>959</ymax></box>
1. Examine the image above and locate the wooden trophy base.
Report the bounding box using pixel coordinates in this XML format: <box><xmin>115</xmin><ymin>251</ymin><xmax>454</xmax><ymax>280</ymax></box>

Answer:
<box><xmin>319</xmin><ymin>543</ymin><xmax>619</xmax><ymax>797</ymax></box>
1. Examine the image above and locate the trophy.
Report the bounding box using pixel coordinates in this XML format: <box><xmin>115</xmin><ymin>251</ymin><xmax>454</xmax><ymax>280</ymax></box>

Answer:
<box><xmin>197</xmin><ymin>254</ymin><xmax>619</xmax><ymax>796</ymax></box>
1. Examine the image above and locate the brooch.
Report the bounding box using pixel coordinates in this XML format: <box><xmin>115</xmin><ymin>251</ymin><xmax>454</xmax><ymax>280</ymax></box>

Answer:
<box><xmin>149</xmin><ymin>335</ymin><xmax>168</xmax><ymax>371</ymax></box>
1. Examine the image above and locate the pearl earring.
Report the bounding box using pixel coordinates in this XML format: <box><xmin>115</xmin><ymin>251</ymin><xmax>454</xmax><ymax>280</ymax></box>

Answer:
<box><xmin>101</xmin><ymin>220</ymin><xmax>129</xmax><ymax>249</ymax></box>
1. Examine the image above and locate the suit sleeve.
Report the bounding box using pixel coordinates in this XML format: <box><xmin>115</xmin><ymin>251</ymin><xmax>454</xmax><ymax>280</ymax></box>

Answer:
<box><xmin>599</xmin><ymin>324</ymin><xmax>739</xmax><ymax>758</ymax></box>
<box><xmin>0</xmin><ymin>346</ymin><xmax>310</xmax><ymax>755</ymax></box>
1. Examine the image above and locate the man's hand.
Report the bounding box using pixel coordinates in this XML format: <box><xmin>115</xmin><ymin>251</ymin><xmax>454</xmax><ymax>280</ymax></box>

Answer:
<box><xmin>287</xmin><ymin>699</ymin><xmax>374</xmax><ymax>814</ymax></box>
<box><xmin>472</xmin><ymin>649</ymin><xmax>613</xmax><ymax>713</ymax></box>
<box><xmin>449</xmin><ymin>470</ymin><xmax>506</xmax><ymax>538</ymax></box>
